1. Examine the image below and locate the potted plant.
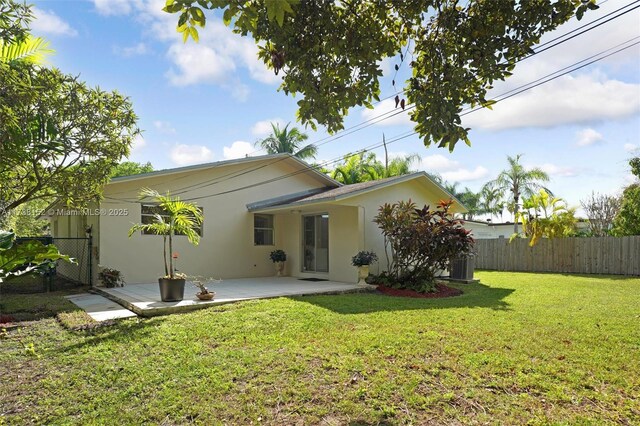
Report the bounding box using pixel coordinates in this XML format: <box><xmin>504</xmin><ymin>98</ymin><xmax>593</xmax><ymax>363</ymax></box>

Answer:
<box><xmin>351</xmin><ymin>251</ymin><xmax>378</xmax><ymax>284</ymax></box>
<box><xmin>269</xmin><ymin>249</ymin><xmax>287</xmax><ymax>277</ymax></box>
<box><xmin>128</xmin><ymin>188</ymin><xmax>204</xmax><ymax>302</ymax></box>
<box><xmin>190</xmin><ymin>276</ymin><xmax>219</xmax><ymax>301</ymax></box>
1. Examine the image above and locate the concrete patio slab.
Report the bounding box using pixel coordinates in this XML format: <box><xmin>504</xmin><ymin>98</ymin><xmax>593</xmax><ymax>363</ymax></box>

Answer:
<box><xmin>93</xmin><ymin>277</ymin><xmax>374</xmax><ymax>317</ymax></box>
<box><xmin>65</xmin><ymin>293</ymin><xmax>137</xmax><ymax>321</ymax></box>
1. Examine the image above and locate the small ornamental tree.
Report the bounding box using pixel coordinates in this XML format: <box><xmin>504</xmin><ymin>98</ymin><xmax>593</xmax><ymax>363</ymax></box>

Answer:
<box><xmin>514</xmin><ymin>189</ymin><xmax>577</xmax><ymax>246</ymax></box>
<box><xmin>373</xmin><ymin>199</ymin><xmax>474</xmax><ymax>292</ymax></box>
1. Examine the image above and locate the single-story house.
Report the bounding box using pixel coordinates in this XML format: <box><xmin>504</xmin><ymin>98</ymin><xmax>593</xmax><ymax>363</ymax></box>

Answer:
<box><xmin>48</xmin><ymin>154</ymin><xmax>466</xmax><ymax>284</ymax></box>
<box><xmin>464</xmin><ymin>218</ymin><xmax>591</xmax><ymax>239</ymax></box>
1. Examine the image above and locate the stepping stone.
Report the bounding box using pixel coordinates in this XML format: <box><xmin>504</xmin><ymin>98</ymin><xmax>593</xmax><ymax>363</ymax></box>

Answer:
<box><xmin>65</xmin><ymin>293</ymin><xmax>137</xmax><ymax>321</ymax></box>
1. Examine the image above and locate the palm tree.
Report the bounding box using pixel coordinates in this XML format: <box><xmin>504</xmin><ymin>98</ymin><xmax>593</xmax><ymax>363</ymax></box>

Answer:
<box><xmin>480</xmin><ymin>185</ymin><xmax>505</xmax><ymax>221</ymax></box>
<box><xmin>0</xmin><ymin>35</ymin><xmax>52</xmax><ymax>64</ymax></box>
<box><xmin>128</xmin><ymin>188</ymin><xmax>203</xmax><ymax>278</ymax></box>
<box><xmin>367</xmin><ymin>153</ymin><xmax>421</xmax><ymax>180</ymax></box>
<box><xmin>485</xmin><ymin>154</ymin><xmax>551</xmax><ymax>233</ymax></box>
<box><xmin>332</xmin><ymin>153</ymin><xmax>376</xmax><ymax>184</ymax></box>
<box><xmin>458</xmin><ymin>188</ymin><xmax>486</xmax><ymax>220</ymax></box>
<box><xmin>256</xmin><ymin>122</ymin><xmax>317</xmax><ymax>160</ymax></box>
<box><xmin>443</xmin><ymin>181</ymin><xmax>463</xmax><ymax>200</ymax></box>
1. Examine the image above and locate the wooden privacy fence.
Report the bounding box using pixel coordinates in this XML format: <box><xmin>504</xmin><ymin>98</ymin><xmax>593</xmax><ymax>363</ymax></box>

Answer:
<box><xmin>475</xmin><ymin>236</ymin><xmax>640</xmax><ymax>276</ymax></box>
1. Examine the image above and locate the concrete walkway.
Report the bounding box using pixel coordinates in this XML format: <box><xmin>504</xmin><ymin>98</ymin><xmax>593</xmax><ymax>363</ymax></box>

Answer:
<box><xmin>65</xmin><ymin>293</ymin><xmax>137</xmax><ymax>321</ymax></box>
<box><xmin>95</xmin><ymin>277</ymin><xmax>373</xmax><ymax>317</ymax></box>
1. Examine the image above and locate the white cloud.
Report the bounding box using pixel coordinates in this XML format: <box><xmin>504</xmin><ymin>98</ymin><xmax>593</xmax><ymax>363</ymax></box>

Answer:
<box><xmin>93</xmin><ymin>0</ymin><xmax>138</xmax><ymax>16</ymax></box>
<box><xmin>31</xmin><ymin>7</ymin><xmax>77</xmax><ymax>37</ymax></box>
<box><xmin>576</xmin><ymin>128</ymin><xmax>604</xmax><ymax>147</ymax></box>
<box><xmin>421</xmin><ymin>154</ymin><xmax>460</xmax><ymax>172</ymax></box>
<box><xmin>94</xmin><ymin>0</ymin><xmax>280</xmax><ymax>94</ymax></box>
<box><xmin>153</xmin><ymin>120</ymin><xmax>176</xmax><ymax>134</ymax></box>
<box><xmin>528</xmin><ymin>163</ymin><xmax>579</xmax><ymax>178</ymax></box>
<box><xmin>251</xmin><ymin>118</ymin><xmax>287</xmax><ymax>137</ymax></box>
<box><xmin>442</xmin><ymin>166</ymin><xmax>490</xmax><ymax>182</ymax></box>
<box><xmin>223</xmin><ymin>141</ymin><xmax>256</xmax><ymax>160</ymax></box>
<box><xmin>364</xmin><ymin>4</ymin><xmax>640</xmax><ymax>133</ymax></box>
<box><xmin>624</xmin><ymin>143</ymin><xmax>639</xmax><ymax>153</ymax></box>
<box><xmin>170</xmin><ymin>144</ymin><xmax>213</xmax><ymax>166</ymax></box>
<box><xmin>463</xmin><ymin>72</ymin><xmax>640</xmax><ymax>131</ymax></box>
<box><xmin>420</xmin><ymin>155</ymin><xmax>489</xmax><ymax>182</ymax></box>
<box><xmin>165</xmin><ymin>41</ymin><xmax>236</xmax><ymax>87</ymax></box>
<box><xmin>114</xmin><ymin>42</ymin><xmax>149</xmax><ymax>57</ymax></box>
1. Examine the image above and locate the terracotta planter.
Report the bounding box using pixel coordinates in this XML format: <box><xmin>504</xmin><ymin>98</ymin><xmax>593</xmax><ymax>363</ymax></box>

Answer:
<box><xmin>158</xmin><ymin>278</ymin><xmax>185</xmax><ymax>302</ymax></box>
<box><xmin>357</xmin><ymin>265</ymin><xmax>370</xmax><ymax>284</ymax></box>
<box><xmin>275</xmin><ymin>261</ymin><xmax>285</xmax><ymax>277</ymax></box>
<box><xmin>196</xmin><ymin>291</ymin><xmax>215</xmax><ymax>301</ymax></box>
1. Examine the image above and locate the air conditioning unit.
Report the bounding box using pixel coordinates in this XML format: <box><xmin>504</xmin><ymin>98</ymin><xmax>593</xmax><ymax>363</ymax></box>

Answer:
<box><xmin>450</xmin><ymin>254</ymin><xmax>475</xmax><ymax>281</ymax></box>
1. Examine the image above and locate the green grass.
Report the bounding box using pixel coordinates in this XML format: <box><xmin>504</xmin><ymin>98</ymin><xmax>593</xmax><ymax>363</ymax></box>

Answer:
<box><xmin>1</xmin><ymin>271</ymin><xmax>638</xmax><ymax>425</ymax></box>
<box><xmin>0</xmin><ymin>290</ymin><xmax>85</xmax><ymax>322</ymax></box>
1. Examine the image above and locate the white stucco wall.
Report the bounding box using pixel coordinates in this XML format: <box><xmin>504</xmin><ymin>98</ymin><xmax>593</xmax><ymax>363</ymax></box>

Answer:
<box><xmin>96</xmin><ymin>158</ymin><xmax>331</xmax><ymax>284</ymax></box>
<box><xmin>50</xmin><ymin>166</ymin><xmax>462</xmax><ymax>285</ymax></box>
<box><xmin>335</xmin><ymin>178</ymin><xmax>463</xmax><ymax>276</ymax></box>
<box><xmin>273</xmin><ymin>205</ymin><xmax>361</xmax><ymax>283</ymax></box>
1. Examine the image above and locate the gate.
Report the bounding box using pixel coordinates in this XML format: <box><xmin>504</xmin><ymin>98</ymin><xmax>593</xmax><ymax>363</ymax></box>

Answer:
<box><xmin>51</xmin><ymin>236</ymin><xmax>93</xmax><ymax>286</ymax></box>
<box><xmin>0</xmin><ymin>236</ymin><xmax>92</xmax><ymax>293</ymax></box>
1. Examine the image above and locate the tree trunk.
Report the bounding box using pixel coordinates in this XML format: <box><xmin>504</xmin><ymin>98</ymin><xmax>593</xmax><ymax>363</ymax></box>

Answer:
<box><xmin>168</xmin><ymin>223</ymin><xmax>174</xmax><ymax>278</ymax></box>
<box><xmin>162</xmin><ymin>235</ymin><xmax>168</xmax><ymax>277</ymax></box>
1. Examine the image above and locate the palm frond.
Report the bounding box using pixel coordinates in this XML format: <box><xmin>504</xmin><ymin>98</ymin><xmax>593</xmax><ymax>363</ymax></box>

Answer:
<box><xmin>1</xmin><ymin>36</ymin><xmax>53</xmax><ymax>65</ymax></box>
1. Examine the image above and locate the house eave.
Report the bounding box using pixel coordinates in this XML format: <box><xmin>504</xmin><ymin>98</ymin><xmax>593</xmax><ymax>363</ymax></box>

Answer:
<box><xmin>248</xmin><ymin>172</ymin><xmax>468</xmax><ymax>214</ymax></box>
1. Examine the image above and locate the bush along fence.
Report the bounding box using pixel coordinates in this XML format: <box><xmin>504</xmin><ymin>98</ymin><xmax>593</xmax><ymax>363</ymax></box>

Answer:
<box><xmin>475</xmin><ymin>236</ymin><xmax>640</xmax><ymax>276</ymax></box>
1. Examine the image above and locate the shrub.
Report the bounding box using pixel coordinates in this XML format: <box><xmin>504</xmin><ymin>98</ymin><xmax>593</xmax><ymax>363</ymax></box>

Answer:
<box><xmin>269</xmin><ymin>249</ymin><xmax>287</xmax><ymax>263</ymax></box>
<box><xmin>98</xmin><ymin>267</ymin><xmax>125</xmax><ymax>288</ymax></box>
<box><xmin>373</xmin><ymin>199</ymin><xmax>474</xmax><ymax>292</ymax></box>
<box><xmin>351</xmin><ymin>251</ymin><xmax>378</xmax><ymax>267</ymax></box>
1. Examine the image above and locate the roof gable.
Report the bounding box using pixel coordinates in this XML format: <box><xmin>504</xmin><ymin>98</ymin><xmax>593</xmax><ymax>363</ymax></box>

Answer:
<box><xmin>108</xmin><ymin>154</ymin><xmax>340</xmax><ymax>189</ymax></box>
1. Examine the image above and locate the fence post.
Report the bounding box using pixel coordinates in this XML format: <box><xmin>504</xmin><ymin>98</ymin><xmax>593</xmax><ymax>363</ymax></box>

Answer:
<box><xmin>88</xmin><ymin>235</ymin><xmax>93</xmax><ymax>287</ymax></box>
<box><xmin>45</xmin><ymin>236</ymin><xmax>53</xmax><ymax>292</ymax></box>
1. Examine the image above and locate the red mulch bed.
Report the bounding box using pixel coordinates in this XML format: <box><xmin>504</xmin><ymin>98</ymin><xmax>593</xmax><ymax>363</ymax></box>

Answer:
<box><xmin>376</xmin><ymin>283</ymin><xmax>462</xmax><ymax>298</ymax></box>
<box><xmin>0</xmin><ymin>314</ymin><xmax>15</xmax><ymax>324</ymax></box>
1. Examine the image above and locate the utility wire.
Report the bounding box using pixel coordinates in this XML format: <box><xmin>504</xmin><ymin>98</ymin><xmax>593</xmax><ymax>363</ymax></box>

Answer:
<box><xmin>108</xmin><ymin>1</ymin><xmax>636</xmax><ymax>198</ymax></box>
<box><xmin>104</xmin><ymin>37</ymin><xmax>640</xmax><ymax>204</ymax></box>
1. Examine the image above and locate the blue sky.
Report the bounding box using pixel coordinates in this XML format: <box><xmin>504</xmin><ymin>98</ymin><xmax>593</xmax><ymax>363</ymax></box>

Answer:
<box><xmin>30</xmin><ymin>0</ymin><xmax>640</xmax><ymax>217</ymax></box>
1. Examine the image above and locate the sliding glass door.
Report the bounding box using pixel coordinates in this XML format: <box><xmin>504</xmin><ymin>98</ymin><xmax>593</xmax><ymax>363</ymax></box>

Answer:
<box><xmin>302</xmin><ymin>214</ymin><xmax>329</xmax><ymax>272</ymax></box>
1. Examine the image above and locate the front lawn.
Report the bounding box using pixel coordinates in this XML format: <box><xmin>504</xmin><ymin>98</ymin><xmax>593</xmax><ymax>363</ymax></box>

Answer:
<box><xmin>1</xmin><ymin>272</ymin><xmax>638</xmax><ymax>424</ymax></box>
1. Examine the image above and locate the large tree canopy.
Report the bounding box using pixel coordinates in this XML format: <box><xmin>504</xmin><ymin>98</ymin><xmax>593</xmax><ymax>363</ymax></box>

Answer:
<box><xmin>0</xmin><ymin>62</ymin><xmax>139</xmax><ymax>213</ymax></box>
<box><xmin>164</xmin><ymin>0</ymin><xmax>597</xmax><ymax>150</ymax></box>
<box><xmin>0</xmin><ymin>0</ymin><xmax>31</xmax><ymax>46</ymax></box>
<box><xmin>110</xmin><ymin>161</ymin><xmax>155</xmax><ymax>178</ymax></box>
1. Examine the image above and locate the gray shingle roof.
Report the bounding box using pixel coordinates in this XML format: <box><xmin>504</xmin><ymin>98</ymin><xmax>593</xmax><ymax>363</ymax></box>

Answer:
<box><xmin>247</xmin><ymin>173</ymin><xmax>439</xmax><ymax>211</ymax></box>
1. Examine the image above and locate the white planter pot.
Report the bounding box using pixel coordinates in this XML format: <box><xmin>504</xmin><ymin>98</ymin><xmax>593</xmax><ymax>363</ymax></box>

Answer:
<box><xmin>357</xmin><ymin>265</ymin><xmax>370</xmax><ymax>284</ymax></box>
<box><xmin>275</xmin><ymin>261</ymin><xmax>285</xmax><ymax>277</ymax></box>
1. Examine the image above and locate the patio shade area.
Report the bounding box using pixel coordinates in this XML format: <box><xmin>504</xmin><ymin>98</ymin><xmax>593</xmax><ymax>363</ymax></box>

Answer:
<box><xmin>94</xmin><ymin>277</ymin><xmax>373</xmax><ymax>317</ymax></box>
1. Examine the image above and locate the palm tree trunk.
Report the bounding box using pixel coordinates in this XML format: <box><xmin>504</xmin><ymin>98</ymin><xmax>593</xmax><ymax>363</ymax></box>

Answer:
<box><xmin>168</xmin><ymin>223</ymin><xmax>174</xmax><ymax>278</ymax></box>
<box><xmin>513</xmin><ymin>195</ymin><xmax>519</xmax><ymax>234</ymax></box>
<box><xmin>162</xmin><ymin>235</ymin><xmax>168</xmax><ymax>277</ymax></box>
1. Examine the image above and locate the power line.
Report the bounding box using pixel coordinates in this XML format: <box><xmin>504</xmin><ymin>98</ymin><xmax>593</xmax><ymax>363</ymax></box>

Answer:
<box><xmin>107</xmin><ymin>2</ymin><xmax>639</xmax><ymax>200</ymax></box>
<box><xmin>104</xmin><ymin>37</ymin><xmax>640</xmax><ymax>204</ymax></box>
<box><xmin>179</xmin><ymin>38</ymin><xmax>640</xmax><ymax>202</ymax></box>
<box><xmin>298</xmin><ymin>0</ymin><xmax>639</xmax><ymax>150</ymax></box>
<box><xmin>110</xmin><ymin>0</ymin><xmax>638</xmax><ymax>199</ymax></box>
<box><xmin>308</xmin><ymin>0</ymin><xmax>631</xmax><ymax>141</ymax></box>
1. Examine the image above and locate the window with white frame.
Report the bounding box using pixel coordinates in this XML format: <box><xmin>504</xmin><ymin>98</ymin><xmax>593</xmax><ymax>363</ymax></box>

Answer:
<box><xmin>254</xmin><ymin>214</ymin><xmax>274</xmax><ymax>245</ymax></box>
<box><xmin>140</xmin><ymin>204</ymin><xmax>203</xmax><ymax>236</ymax></box>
